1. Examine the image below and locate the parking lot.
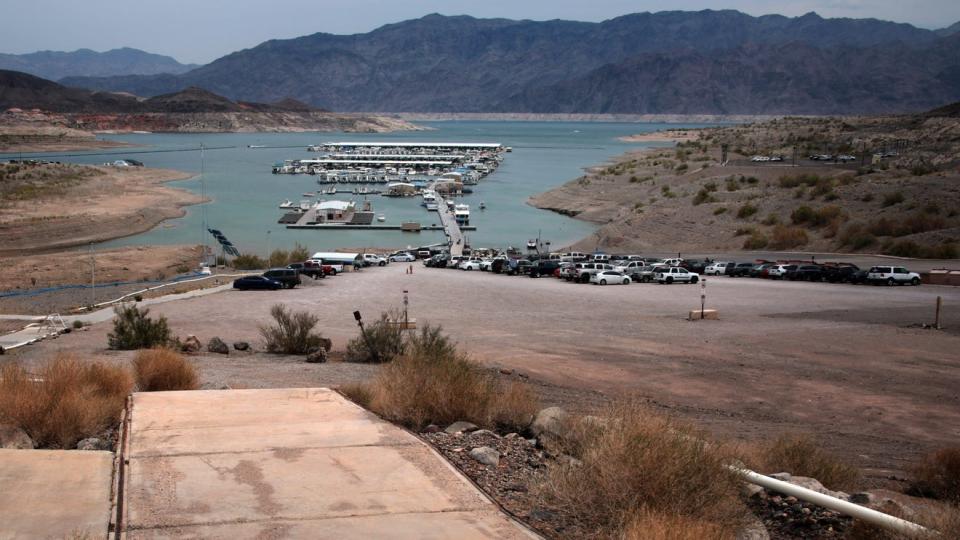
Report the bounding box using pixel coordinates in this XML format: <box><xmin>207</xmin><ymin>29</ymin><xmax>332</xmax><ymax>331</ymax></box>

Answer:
<box><xmin>12</xmin><ymin>259</ymin><xmax>960</xmax><ymax>482</ymax></box>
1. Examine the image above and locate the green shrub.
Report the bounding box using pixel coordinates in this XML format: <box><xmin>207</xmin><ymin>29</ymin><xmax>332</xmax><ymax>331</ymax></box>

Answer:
<box><xmin>268</xmin><ymin>249</ymin><xmax>290</xmax><ymax>268</ymax></box>
<box><xmin>232</xmin><ymin>254</ymin><xmax>268</xmax><ymax>270</ymax></box>
<box><xmin>791</xmin><ymin>206</ymin><xmax>816</xmax><ymax>224</ymax></box>
<box><xmin>260</xmin><ymin>304</ymin><xmax>326</xmax><ymax>355</ymax></box>
<box><xmin>108</xmin><ymin>305</ymin><xmax>171</xmax><ymax>350</ymax></box>
<box><xmin>743</xmin><ymin>231</ymin><xmax>769</xmax><ymax>249</ymax></box>
<box><xmin>737</xmin><ymin>203</ymin><xmax>758</xmax><ymax>219</ymax></box>
<box><xmin>692</xmin><ymin>189</ymin><xmax>717</xmax><ymax>206</ymax></box>
<box><xmin>345</xmin><ymin>311</ymin><xmax>406</xmax><ymax>363</ymax></box>
<box><xmin>661</xmin><ymin>186</ymin><xmax>677</xmax><ymax>198</ymax></box>
<box><xmin>713</xmin><ymin>207</ymin><xmax>727</xmax><ymax>215</ymax></box>
<box><xmin>675</xmin><ymin>163</ymin><xmax>689</xmax><ymax>172</ymax></box>
<box><xmin>762</xmin><ymin>213</ymin><xmax>780</xmax><ymax>226</ymax></box>
<box><xmin>71</xmin><ymin>320</ymin><xmax>84</xmax><ymax>329</ymax></box>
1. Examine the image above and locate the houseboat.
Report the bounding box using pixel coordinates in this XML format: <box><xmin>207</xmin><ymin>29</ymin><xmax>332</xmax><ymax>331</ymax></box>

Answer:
<box><xmin>454</xmin><ymin>204</ymin><xmax>470</xmax><ymax>226</ymax></box>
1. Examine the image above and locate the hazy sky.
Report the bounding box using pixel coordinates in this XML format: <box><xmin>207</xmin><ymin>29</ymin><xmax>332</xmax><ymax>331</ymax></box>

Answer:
<box><xmin>3</xmin><ymin>0</ymin><xmax>958</xmax><ymax>64</ymax></box>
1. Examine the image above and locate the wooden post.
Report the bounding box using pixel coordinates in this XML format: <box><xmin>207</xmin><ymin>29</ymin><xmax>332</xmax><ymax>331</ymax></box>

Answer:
<box><xmin>935</xmin><ymin>296</ymin><xmax>942</xmax><ymax>330</ymax></box>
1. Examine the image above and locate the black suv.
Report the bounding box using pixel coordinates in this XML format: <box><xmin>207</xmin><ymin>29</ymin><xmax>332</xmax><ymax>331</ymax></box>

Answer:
<box><xmin>786</xmin><ymin>264</ymin><xmax>825</xmax><ymax>281</ymax></box>
<box><xmin>822</xmin><ymin>264</ymin><xmax>861</xmax><ymax>283</ymax></box>
<box><xmin>529</xmin><ymin>260</ymin><xmax>560</xmax><ymax>278</ymax></box>
<box><xmin>263</xmin><ymin>268</ymin><xmax>302</xmax><ymax>289</ymax></box>
<box><xmin>288</xmin><ymin>262</ymin><xmax>323</xmax><ymax>279</ymax></box>
<box><xmin>729</xmin><ymin>262</ymin><xmax>756</xmax><ymax>277</ymax></box>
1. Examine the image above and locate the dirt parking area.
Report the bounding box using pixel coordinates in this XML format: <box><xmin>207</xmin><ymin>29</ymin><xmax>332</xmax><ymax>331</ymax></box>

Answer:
<box><xmin>7</xmin><ymin>264</ymin><xmax>960</xmax><ymax>486</ymax></box>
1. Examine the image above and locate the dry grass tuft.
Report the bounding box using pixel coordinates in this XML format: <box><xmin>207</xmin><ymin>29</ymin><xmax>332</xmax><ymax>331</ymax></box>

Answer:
<box><xmin>132</xmin><ymin>348</ymin><xmax>199</xmax><ymax>391</ymax></box>
<box><xmin>746</xmin><ymin>433</ymin><xmax>861</xmax><ymax>491</ymax></box>
<box><xmin>537</xmin><ymin>400</ymin><xmax>747</xmax><ymax>538</ymax></box>
<box><xmin>909</xmin><ymin>447</ymin><xmax>960</xmax><ymax>503</ymax></box>
<box><xmin>0</xmin><ymin>354</ymin><xmax>131</xmax><ymax>449</ymax></box>
<box><xmin>621</xmin><ymin>509</ymin><xmax>733</xmax><ymax>540</ymax></box>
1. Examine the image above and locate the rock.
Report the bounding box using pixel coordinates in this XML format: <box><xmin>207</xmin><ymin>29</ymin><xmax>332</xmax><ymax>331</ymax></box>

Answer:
<box><xmin>499</xmin><ymin>368</ymin><xmax>514</xmax><ymax>375</ymax></box>
<box><xmin>736</xmin><ymin>514</ymin><xmax>771</xmax><ymax>540</ymax></box>
<box><xmin>422</xmin><ymin>424</ymin><xmax>441</xmax><ymax>434</ymax></box>
<box><xmin>530</xmin><ymin>406</ymin><xmax>567</xmax><ymax>438</ymax></box>
<box><xmin>769</xmin><ymin>472</ymin><xmax>792</xmax><ymax>482</ymax></box>
<box><xmin>469</xmin><ymin>446</ymin><xmax>500</xmax><ymax>466</ymax></box>
<box><xmin>445</xmin><ymin>421</ymin><xmax>478</xmax><ymax>434</ymax></box>
<box><xmin>232</xmin><ymin>341</ymin><xmax>250</xmax><ymax>351</ymax></box>
<box><xmin>181</xmin><ymin>335</ymin><xmax>202</xmax><ymax>353</ymax></box>
<box><xmin>470</xmin><ymin>429</ymin><xmax>501</xmax><ymax>439</ymax></box>
<box><xmin>504</xmin><ymin>432</ymin><xmax>520</xmax><ymax>439</ymax></box>
<box><xmin>741</xmin><ymin>483</ymin><xmax>765</xmax><ymax>499</ymax></box>
<box><xmin>207</xmin><ymin>337</ymin><xmax>229</xmax><ymax>354</ymax></box>
<box><xmin>76</xmin><ymin>437</ymin><xmax>110</xmax><ymax>451</ymax></box>
<box><xmin>0</xmin><ymin>424</ymin><xmax>34</xmax><ymax>449</ymax></box>
<box><xmin>305</xmin><ymin>349</ymin><xmax>327</xmax><ymax>363</ymax></box>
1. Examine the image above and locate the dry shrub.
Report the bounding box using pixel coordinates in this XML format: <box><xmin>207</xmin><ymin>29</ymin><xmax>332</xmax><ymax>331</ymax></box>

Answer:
<box><xmin>769</xmin><ymin>224</ymin><xmax>809</xmax><ymax>249</ymax></box>
<box><xmin>909</xmin><ymin>447</ymin><xmax>960</xmax><ymax>503</ymax></box>
<box><xmin>749</xmin><ymin>433</ymin><xmax>860</xmax><ymax>491</ymax></box>
<box><xmin>260</xmin><ymin>304</ymin><xmax>325</xmax><ymax>355</ymax></box>
<box><xmin>538</xmin><ymin>400</ymin><xmax>747</xmax><ymax>538</ymax></box>
<box><xmin>133</xmin><ymin>348</ymin><xmax>199</xmax><ymax>391</ymax></box>
<box><xmin>344</xmin><ymin>311</ymin><xmax>405</xmax><ymax>363</ymax></box>
<box><xmin>0</xmin><ymin>354</ymin><xmax>131</xmax><ymax>448</ymax></box>
<box><xmin>621</xmin><ymin>509</ymin><xmax>732</xmax><ymax>540</ymax></box>
<box><xmin>108</xmin><ymin>304</ymin><xmax>171</xmax><ymax>350</ymax></box>
<box><xmin>344</xmin><ymin>325</ymin><xmax>537</xmax><ymax>432</ymax></box>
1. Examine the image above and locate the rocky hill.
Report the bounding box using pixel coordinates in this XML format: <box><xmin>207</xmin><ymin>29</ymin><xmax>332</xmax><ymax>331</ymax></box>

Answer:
<box><xmin>0</xmin><ymin>47</ymin><xmax>196</xmax><ymax>80</ymax></box>
<box><xmin>530</xmin><ymin>111</ymin><xmax>960</xmax><ymax>258</ymax></box>
<box><xmin>58</xmin><ymin>10</ymin><xmax>960</xmax><ymax>114</ymax></box>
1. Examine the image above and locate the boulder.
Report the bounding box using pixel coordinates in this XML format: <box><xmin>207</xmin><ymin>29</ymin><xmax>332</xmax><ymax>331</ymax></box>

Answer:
<box><xmin>207</xmin><ymin>337</ymin><xmax>229</xmax><ymax>354</ymax></box>
<box><xmin>785</xmin><ymin>475</ymin><xmax>849</xmax><ymax>500</ymax></box>
<box><xmin>181</xmin><ymin>335</ymin><xmax>202</xmax><ymax>353</ymax></box>
<box><xmin>0</xmin><ymin>424</ymin><xmax>34</xmax><ymax>449</ymax></box>
<box><xmin>531</xmin><ymin>406</ymin><xmax>567</xmax><ymax>438</ymax></box>
<box><xmin>422</xmin><ymin>424</ymin><xmax>441</xmax><ymax>434</ymax></box>
<box><xmin>469</xmin><ymin>446</ymin><xmax>500</xmax><ymax>466</ymax></box>
<box><xmin>445</xmin><ymin>421</ymin><xmax>478</xmax><ymax>434</ymax></box>
<box><xmin>470</xmin><ymin>429</ymin><xmax>501</xmax><ymax>439</ymax></box>
<box><xmin>76</xmin><ymin>437</ymin><xmax>110</xmax><ymax>451</ymax></box>
<box><xmin>305</xmin><ymin>349</ymin><xmax>327</xmax><ymax>363</ymax></box>
<box><xmin>233</xmin><ymin>341</ymin><xmax>250</xmax><ymax>351</ymax></box>
<box><xmin>736</xmin><ymin>514</ymin><xmax>771</xmax><ymax>540</ymax></box>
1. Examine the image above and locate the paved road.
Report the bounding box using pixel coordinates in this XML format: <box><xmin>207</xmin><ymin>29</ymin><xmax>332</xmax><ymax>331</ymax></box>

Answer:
<box><xmin>435</xmin><ymin>195</ymin><xmax>464</xmax><ymax>257</ymax></box>
<box><xmin>120</xmin><ymin>388</ymin><xmax>534</xmax><ymax>539</ymax></box>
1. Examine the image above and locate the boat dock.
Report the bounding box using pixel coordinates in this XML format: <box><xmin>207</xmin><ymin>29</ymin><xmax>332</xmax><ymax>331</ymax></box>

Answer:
<box><xmin>435</xmin><ymin>194</ymin><xmax>465</xmax><ymax>257</ymax></box>
<box><xmin>282</xmin><ymin>207</ymin><xmax>475</xmax><ymax>232</ymax></box>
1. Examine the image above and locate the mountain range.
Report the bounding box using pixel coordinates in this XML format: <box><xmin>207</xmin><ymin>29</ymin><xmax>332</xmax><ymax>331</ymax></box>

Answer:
<box><xmin>0</xmin><ymin>47</ymin><xmax>196</xmax><ymax>81</ymax></box>
<box><xmin>25</xmin><ymin>11</ymin><xmax>960</xmax><ymax>114</ymax></box>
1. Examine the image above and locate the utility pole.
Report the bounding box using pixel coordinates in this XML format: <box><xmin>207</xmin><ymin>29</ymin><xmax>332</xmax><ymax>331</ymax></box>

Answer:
<box><xmin>89</xmin><ymin>242</ymin><xmax>95</xmax><ymax>308</ymax></box>
<box><xmin>266</xmin><ymin>230</ymin><xmax>271</xmax><ymax>261</ymax></box>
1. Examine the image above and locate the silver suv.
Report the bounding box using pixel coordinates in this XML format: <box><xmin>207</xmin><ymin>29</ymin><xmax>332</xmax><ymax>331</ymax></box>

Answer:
<box><xmin>866</xmin><ymin>266</ymin><xmax>921</xmax><ymax>286</ymax></box>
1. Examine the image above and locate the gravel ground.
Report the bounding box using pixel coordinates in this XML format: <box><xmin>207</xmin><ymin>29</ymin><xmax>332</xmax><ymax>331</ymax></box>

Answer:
<box><xmin>6</xmin><ymin>263</ymin><xmax>960</xmax><ymax>487</ymax></box>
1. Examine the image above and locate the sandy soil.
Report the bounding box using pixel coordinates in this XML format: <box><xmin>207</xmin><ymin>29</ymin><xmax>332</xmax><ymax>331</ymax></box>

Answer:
<box><xmin>0</xmin><ymin>109</ymin><xmax>135</xmax><ymax>152</ymax></box>
<box><xmin>8</xmin><ymin>264</ymin><xmax>960</xmax><ymax>489</ymax></box>
<box><xmin>618</xmin><ymin>129</ymin><xmax>702</xmax><ymax>143</ymax></box>
<box><xmin>0</xmin><ymin>165</ymin><xmax>201</xmax><ymax>255</ymax></box>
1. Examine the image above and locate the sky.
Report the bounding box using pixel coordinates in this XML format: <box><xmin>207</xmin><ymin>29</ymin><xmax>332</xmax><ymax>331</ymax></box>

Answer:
<box><xmin>2</xmin><ymin>0</ymin><xmax>958</xmax><ymax>64</ymax></box>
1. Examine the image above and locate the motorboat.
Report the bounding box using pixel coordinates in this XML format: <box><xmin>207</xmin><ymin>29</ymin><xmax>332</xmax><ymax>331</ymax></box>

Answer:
<box><xmin>527</xmin><ymin>239</ymin><xmax>537</xmax><ymax>250</ymax></box>
<box><xmin>279</xmin><ymin>200</ymin><xmax>295</xmax><ymax>209</ymax></box>
<box><xmin>377</xmin><ymin>214</ymin><xmax>386</xmax><ymax>222</ymax></box>
<box><xmin>479</xmin><ymin>201</ymin><xmax>486</xmax><ymax>210</ymax></box>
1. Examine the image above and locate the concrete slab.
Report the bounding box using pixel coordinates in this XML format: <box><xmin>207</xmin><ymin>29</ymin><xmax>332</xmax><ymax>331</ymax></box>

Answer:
<box><xmin>122</xmin><ymin>388</ymin><xmax>535</xmax><ymax>539</ymax></box>
<box><xmin>0</xmin><ymin>449</ymin><xmax>113</xmax><ymax>539</ymax></box>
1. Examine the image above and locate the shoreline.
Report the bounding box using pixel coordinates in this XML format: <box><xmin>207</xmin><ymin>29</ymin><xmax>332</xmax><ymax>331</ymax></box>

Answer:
<box><xmin>390</xmin><ymin>112</ymin><xmax>783</xmax><ymax>123</ymax></box>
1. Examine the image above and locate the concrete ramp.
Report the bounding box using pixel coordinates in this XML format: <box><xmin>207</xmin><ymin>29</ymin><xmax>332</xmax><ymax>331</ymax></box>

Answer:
<box><xmin>120</xmin><ymin>388</ymin><xmax>534</xmax><ymax>539</ymax></box>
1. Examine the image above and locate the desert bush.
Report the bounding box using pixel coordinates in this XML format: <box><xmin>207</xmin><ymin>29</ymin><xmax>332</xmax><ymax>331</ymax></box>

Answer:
<box><xmin>725</xmin><ymin>177</ymin><xmax>740</xmax><ymax>191</ymax></box>
<box><xmin>909</xmin><ymin>447</ymin><xmax>960</xmax><ymax>503</ymax></box>
<box><xmin>675</xmin><ymin>163</ymin><xmax>689</xmax><ymax>172</ymax></box>
<box><xmin>762</xmin><ymin>213</ymin><xmax>780</xmax><ymax>226</ymax></box>
<box><xmin>344</xmin><ymin>311</ymin><xmax>405</xmax><ymax>363</ymax></box>
<box><xmin>108</xmin><ymin>304</ymin><xmax>171</xmax><ymax>350</ymax></box>
<box><xmin>288</xmin><ymin>243</ymin><xmax>310</xmax><ymax>264</ymax></box>
<box><xmin>268</xmin><ymin>249</ymin><xmax>290</xmax><ymax>268</ymax></box>
<box><xmin>260</xmin><ymin>304</ymin><xmax>325</xmax><ymax>355</ymax></box>
<box><xmin>692</xmin><ymin>189</ymin><xmax>717</xmax><ymax>206</ymax></box>
<box><xmin>0</xmin><ymin>355</ymin><xmax>131</xmax><ymax>449</ymax></box>
<box><xmin>779</xmin><ymin>173</ymin><xmax>825</xmax><ymax>189</ymax></box>
<box><xmin>883</xmin><ymin>240</ymin><xmax>959</xmax><ymax>259</ymax></box>
<box><xmin>405</xmin><ymin>324</ymin><xmax>457</xmax><ymax>361</ymax></box>
<box><xmin>713</xmin><ymin>207</ymin><xmax>727</xmax><ymax>215</ymax></box>
<box><xmin>791</xmin><ymin>205</ymin><xmax>816</xmax><ymax>224</ymax></box>
<box><xmin>839</xmin><ymin>223</ymin><xmax>877</xmax><ymax>250</ymax></box>
<box><xmin>538</xmin><ymin>400</ymin><xmax>747</xmax><ymax>538</ymax></box>
<box><xmin>749</xmin><ymin>434</ymin><xmax>860</xmax><ymax>491</ymax></box>
<box><xmin>232</xmin><ymin>253</ymin><xmax>267</xmax><ymax>270</ymax></box>
<box><xmin>621</xmin><ymin>509</ymin><xmax>731</xmax><ymax>540</ymax></box>
<box><xmin>869</xmin><ymin>213</ymin><xmax>947</xmax><ymax>238</ymax></box>
<box><xmin>132</xmin><ymin>348</ymin><xmax>199</xmax><ymax>391</ymax></box>
<box><xmin>345</xmin><ymin>332</ymin><xmax>537</xmax><ymax>432</ymax></box>
<box><xmin>769</xmin><ymin>225</ymin><xmax>809</xmax><ymax>250</ymax></box>
<box><xmin>661</xmin><ymin>185</ymin><xmax>677</xmax><ymax>198</ymax></box>
<box><xmin>72</xmin><ymin>320</ymin><xmax>84</xmax><ymax>329</ymax></box>
<box><xmin>733</xmin><ymin>227</ymin><xmax>753</xmax><ymax>237</ymax></box>
<box><xmin>882</xmin><ymin>191</ymin><xmax>905</xmax><ymax>207</ymax></box>
<box><xmin>736</xmin><ymin>203</ymin><xmax>758</xmax><ymax>219</ymax></box>
<box><xmin>743</xmin><ymin>230</ymin><xmax>769</xmax><ymax>249</ymax></box>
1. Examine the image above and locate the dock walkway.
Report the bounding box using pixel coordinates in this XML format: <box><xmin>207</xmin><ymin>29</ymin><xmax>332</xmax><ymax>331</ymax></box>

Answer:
<box><xmin>436</xmin><ymin>194</ymin><xmax>464</xmax><ymax>257</ymax></box>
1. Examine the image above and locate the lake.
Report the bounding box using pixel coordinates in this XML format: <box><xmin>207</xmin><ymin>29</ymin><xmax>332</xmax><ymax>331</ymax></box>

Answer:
<box><xmin>5</xmin><ymin>121</ymin><xmax>707</xmax><ymax>255</ymax></box>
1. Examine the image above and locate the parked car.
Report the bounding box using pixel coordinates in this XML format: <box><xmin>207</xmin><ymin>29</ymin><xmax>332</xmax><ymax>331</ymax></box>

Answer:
<box><xmin>389</xmin><ymin>252</ymin><xmax>415</xmax><ymax>262</ymax></box>
<box><xmin>614</xmin><ymin>260</ymin><xmax>646</xmax><ymax>274</ymax></box>
<box><xmin>766</xmin><ymin>264</ymin><xmax>797</xmax><ymax>279</ymax></box>
<box><xmin>635</xmin><ymin>265</ymin><xmax>669</xmax><ymax>283</ymax></box>
<box><xmin>446</xmin><ymin>256</ymin><xmax>467</xmax><ymax>269</ymax></box>
<box><xmin>290</xmin><ymin>261</ymin><xmax>326</xmax><ymax>279</ymax></box>
<box><xmin>682</xmin><ymin>259</ymin><xmax>709</xmax><ymax>274</ymax></box>
<box><xmin>424</xmin><ymin>254</ymin><xmax>448</xmax><ymax>268</ymax></box>
<box><xmin>866</xmin><ymin>266</ymin><xmax>921</xmax><ymax>286</ymax></box>
<box><xmin>460</xmin><ymin>259</ymin><xmax>483</xmax><ymax>271</ymax></box>
<box><xmin>233</xmin><ymin>275</ymin><xmax>282</xmax><ymax>291</ymax></box>
<box><xmin>362</xmin><ymin>253</ymin><xmax>388</xmax><ymax>266</ymax></box>
<box><xmin>590</xmin><ymin>270</ymin><xmax>632</xmax><ymax>285</ymax></box>
<box><xmin>749</xmin><ymin>262</ymin><xmax>776</xmax><ymax>278</ymax></box>
<box><xmin>506</xmin><ymin>259</ymin><xmax>533</xmax><ymax>276</ymax></box>
<box><xmin>786</xmin><ymin>264</ymin><xmax>825</xmax><ymax>281</ymax></box>
<box><xmin>263</xmin><ymin>268</ymin><xmax>301</xmax><ymax>289</ymax></box>
<box><xmin>730</xmin><ymin>263</ymin><xmax>757</xmax><ymax>277</ymax></box>
<box><xmin>822</xmin><ymin>263</ymin><xmax>861</xmax><ymax>283</ymax></box>
<box><xmin>530</xmin><ymin>260</ymin><xmax>561</xmax><ymax>278</ymax></box>
<box><xmin>704</xmin><ymin>262</ymin><xmax>735</xmax><ymax>276</ymax></box>
<box><xmin>655</xmin><ymin>267</ymin><xmax>700</xmax><ymax>284</ymax></box>
<box><xmin>575</xmin><ymin>262</ymin><xmax>616</xmax><ymax>283</ymax></box>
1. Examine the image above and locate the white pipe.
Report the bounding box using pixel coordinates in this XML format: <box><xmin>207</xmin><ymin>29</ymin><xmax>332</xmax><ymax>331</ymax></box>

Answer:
<box><xmin>730</xmin><ymin>466</ymin><xmax>931</xmax><ymax>536</ymax></box>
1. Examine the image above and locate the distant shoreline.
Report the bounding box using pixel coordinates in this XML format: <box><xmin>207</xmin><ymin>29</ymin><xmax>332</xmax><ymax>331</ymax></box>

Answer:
<box><xmin>389</xmin><ymin>112</ymin><xmax>790</xmax><ymax>123</ymax></box>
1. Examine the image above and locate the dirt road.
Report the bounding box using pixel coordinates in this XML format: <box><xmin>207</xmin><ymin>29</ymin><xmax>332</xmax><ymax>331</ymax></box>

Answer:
<box><xmin>8</xmin><ymin>264</ymin><xmax>960</xmax><ymax>486</ymax></box>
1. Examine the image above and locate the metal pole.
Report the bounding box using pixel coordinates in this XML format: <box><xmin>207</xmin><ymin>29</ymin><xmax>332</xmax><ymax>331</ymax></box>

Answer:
<box><xmin>266</xmin><ymin>230</ymin><xmax>271</xmax><ymax>261</ymax></box>
<box><xmin>700</xmin><ymin>278</ymin><xmax>706</xmax><ymax>319</ymax></box>
<box><xmin>90</xmin><ymin>242</ymin><xmax>95</xmax><ymax>308</ymax></box>
<box><xmin>353</xmin><ymin>311</ymin><xmax>379</xmax><ymax>363</ymax></box>
<box><xmin>935</xmin><ymin>296</ymin><xmax>942</xmax><ymax>330</ymax></box>
<box><xmin>403</xmin><ymin>290</ymin><xmax>409</xmax><ymax>329</ymax></box>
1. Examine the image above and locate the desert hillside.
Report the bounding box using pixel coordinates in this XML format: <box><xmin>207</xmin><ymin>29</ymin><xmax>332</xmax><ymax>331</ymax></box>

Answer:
<box><xmin>531</xmin><ymin>114</ymin><xmax>960</xmax><ymax>258</ymax></box>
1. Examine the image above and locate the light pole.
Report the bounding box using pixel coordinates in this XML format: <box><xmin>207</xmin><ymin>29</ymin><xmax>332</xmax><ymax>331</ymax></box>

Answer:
<box><xmin>89</xmin><ymin>242</ymin><xmax>95</xmax><ymax>308</ymax></box>
<box><xmin>265</xmin><ymin>230</ymin><xmax>271</xmax><ymax>261</ymax></box>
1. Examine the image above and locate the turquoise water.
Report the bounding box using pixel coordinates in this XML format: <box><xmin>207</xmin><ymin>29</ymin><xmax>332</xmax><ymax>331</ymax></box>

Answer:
<box><xmin>4</xmin><ymin>121</ymin><xmax>707</xmax><ymax>255</ymax></box>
